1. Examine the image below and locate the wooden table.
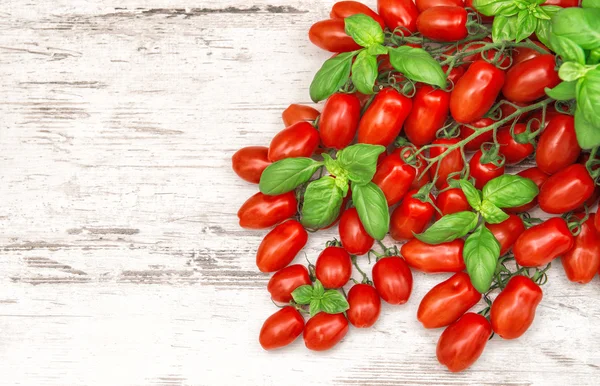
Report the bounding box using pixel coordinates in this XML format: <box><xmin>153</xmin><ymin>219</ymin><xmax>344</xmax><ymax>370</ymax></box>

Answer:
<box><xmin>1</xmin><ymin>1</ymin><xmax>599</xmax><ymax>384</ymax></box>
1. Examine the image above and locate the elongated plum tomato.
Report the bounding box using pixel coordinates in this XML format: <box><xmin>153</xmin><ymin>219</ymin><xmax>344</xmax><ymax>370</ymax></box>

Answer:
<box><xmin>436</xmin><ymin>188</ymin><xmax>470</xmax><ymax>219</ymax></box>
<box><xmin>330</xmin><ymin>1</ymin><xmax>386</xmax><ymax>30</ymax></box>
<box><xmin>232</xmin><ymin>146</ymin><xmax>271</xmax><ymax>184</ymax></box>
<box><xmin>506</xmin><ymin>167</ymin><xmax>549</xmax><ymax>213</ymax></box>
<box><xmin>315</xmin><ymin>246</ymin><xmax>352</xmax><ymax>289</ymax></box>
<box><xmin>319</xmin><ymin>93</ymin><xmax>361</xmax><ymax>150</ymax></box>
<box><xmin>430</xmin><ymin>138</ymin><xmax>465</xmax><ymax>189</ymax></box>
<box><xmin>390</xmin><ymin>190</ymin><xmax>435</xmax><ymax>240</ymax></box>
<box><xmin>401</xmin><ymin>239</ymin><xmax>466</xmax><ymax>273</ymax></box>
<box><xmin>404</xmin><ymin>85</ymin><xmax>450</xmax><ymax>146</ymax></box>
<box><xmin>259</xmin><ymin>306</ymin><xmax>305</xmax><ymax>350</ymax></box>
<box><xmin>513</xmin><ymin>217</ymin><xmax>575</xmax><ymax>267</ymax></box>
<box><xmin>497</xmin><ymin>124</ymin><xmax>534</xmax><ymax>165</ymax></box>
<box><xmin>372</xmin><ymin>148</ymin><xmax>417</xmax><ymax>206</ymax></box>
<box><xmin>238</xmin><ymin>192</ymin><xmax>297</xmax><ymax>229</ymax></box>
<box><xmin>372</xmin><ymin>256</ymin><xmax>413</xmax><ymax>304</ymax></box>
<box><xmin>459</xmin><ymin>118</ymin><xmax>495</xmax><ymax>152</ymax></box>
<box><xmin>561</xmin><ymin>213</ymin><xmax>600</xmax><ymax>284</ymax></box>
<box><xmin>303</xmin><ymin>312</ymin><xmax>349</xmax><ymax>351</ymax></box>
<box><xmin>539</xmin><ymin>164</ymin><xmax>595</xmax><ymax>214</ymax></box>
<box><xmin>536</xmin><ymin>115</ymin><xmax>580</xmax><ymax>175</ymax></box>
<box><xmin>512</xmin><ymin>41</ymin><xmax>549</xmax><ymax>66</ymax></box>
<box><xmin>358</xmin><ymin>88</ymin><xmax>412</xmax><ymax>146</ymax></box>
<box><xmin>416</xmin><ymin>0</ymin><xmax>464</xmax><ymax>12</ymax></box>
<box><xmin>485</xmin><ymin>214</ymin><xmax>526</xmax><ymax>256</ymax></box>
<box><xmin>417</xmin><ymin>6</ymin><xmax>468</xmax><ymax>42</ymax></box>
<box><xmin>339</xmin><ymin>208</ymin><xmax>374</xmax><ymax>255</ymax></box>
<box><xmin>308</xmin><ymin>19</ymin><xmax>361</xmax><ymax>53</ymax></box>
<box><xmin>502</xmin><ymin>55</ymin><xmax>560</xmax><ymax>103</ymax></box>
<box><xmin>450</xmin><ymin>61</ymin><xmax>505</xmax><ymax>124</ymax></box>
<box><xmin>418</xmin><ymin>272</ymin><xmax>482</xmax><ymax>329</ymax></box>
<box><xmin>469</xmin><ymin>149</ymin><xmax>505</xmax><ymax>190</ymax></box>
<box><xmin>378</xmin><ymin>0</ymin><xmax>419</xmax><ymax>33</ymax></box>
<box><xmin>268</xmin><ymin>121</ymin><xmax>319</xmax><ymax>162</ymax></box>
<box><xmin>543</xmin><ymin>0</ymin><xmax>580</xmax><ymax>6</ymax></box>
<box><xmin>437</xmin><ymin>313</ymin><xmax>492</xmax><ymax>372</ymax></box>
<box><xmin>490</xmin><ymin>275</ymin><xmax>542</xmax><ymax>340</ymax></box>
<box><xmin>347</xmin><ymin>284</ymin><xmax>381</xmax><ymax>328</ymax></box>
<box><xmin>282</xmin><ymin>104</ymin><xmax>320</xmax><ymax>127</ymax></box>
<box><xmin>256</xmin><ymin>220</ymin><xmax>308</xmax><ymax>272</ymax></box>
<box><xmin>268</xmin><ymin>264</ymin><xmax>311</xmax><ymax>303</ymax></box>
<box><xmin>596</xmin><ymin>211</ymin><xmax>600</xmax><ymax>233</ymax></box>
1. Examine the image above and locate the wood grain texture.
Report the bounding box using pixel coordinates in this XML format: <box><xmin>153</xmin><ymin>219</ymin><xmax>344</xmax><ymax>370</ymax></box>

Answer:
<box><xmin>0</xmin><ymin>0</ymin><xmax>598</xmax><ymax>385</ymax></box>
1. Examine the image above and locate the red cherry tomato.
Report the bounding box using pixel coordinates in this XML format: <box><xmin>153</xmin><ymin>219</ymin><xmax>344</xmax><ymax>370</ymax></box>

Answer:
<box><xmin>315</xmin><ymin>247</ymin><xmax>352</xmax><ymax>289</ymax></box>
<box><xmin>418</xmin><ymin>272</ymin><xmax>482</xmax><ymax>329</ymax></box>
<box><xmin>378</xmin><ymin>0</ymin><xmax>419</xmax><ymax>33</ymax></box>
<box><xmin>437</xmin><ymin>313</ymin><xmax>492</xmax><ymax>372</ymax></box>
<box><xmin>536</xmin><ymin>115</ymin><xmax>580</xmax><ymax>175</ymax></box>
<box><xmin>347</xmin><ymin>284</ymin><xmax>382</xmax><ymax>328</ymax></box>
<box><xmin>330</xmin><ymin>1</ymin><xmax>386</xmax><ymax>30</ymax></box>
<box><xmin>303</xmin><ymin>312</ymin><xmax>349</xmax><ymax>351</ymax></box>
<box><xmin>502</xmin><ymin>55</ymin><xmax>560</xmax><ymax>103</ymax></box>
<box><xmin>539</xmin><ymin>164</ymin><xmax>595</xmax><ymax>214</ymax></box>
<box><xmin>339</xmin><ymin>208</ymin><xmax>375</xmax><ymax>255</ymax></box>
<box><xmin>506</xmin><ymin>167</ymin><xmax>548</xmax><ymax>213</ymax></box>
<box><xmin>401</xmin><ymin>239</ymin><xmax>466</xmax><ymax>273</ymax></box>
<box><xmin>358</xmin><ymin>88</ymin><xmax>412</xmax><ymax>146</ymax></box>
<box><xmin>459</xmin><ymin>118</ymin><xmax>495</xmax><ymax>152</ymax></box>
<box><xmin>308</xmin><ymin>19</ymin><xmax>362</xmax><ymax>53</ymax></box>
<box><xmin>512</xmin><ymin>41</ymin><xmax>549</xmax><ymax>66</ymax></box>
<box><xmin>238</xmin><ymin>192</ymin><xmax>297</xmax><ymax>229</ymax></box>
<box><xmin>256</xmin><ymin>220</ymin><xmax>308</xmax><ymax>272</ymax></box>
<box><xmin>416</xmin><ymin>0</ymin><xmax>465</xmax><ymax>12</ymax></box>
<box><xmin>282</xmin><ymin>104</ymin><xmax>320</xmax><ymax>127</ymax></box>
<box><xmin>497</xmin><ymin>123</ymin><xmax>534</xmax><ymax>164</ymax></box>
<box><xmin>436</xmin><ymin>188</ymin><xmax>470</xmax><ymax>219</ymax></box>
<box><xmin>430</xmin><ymin>138</ymin><xmax>465</xmax><ymax>189</ymax></box>
<box><xmin>268</xmin><ymin>121</ymin><xmax>319</xmax><ymax>162</ymax></box>
<box><xmin>268</xmin><ymin>265</ymin><xmax>311</xmax><ymax>303</ymax></box>
<box><xmin>232</xmin><ymin>146</ymin><xmax>271</xmax><ymax>184</ymax></box>
<box><xmin>372</xmin><ymin>256</ymin><xmax>413</xmax><ymax>304</ymax></box>
<box><xmin>404</xmin><ymin>85</ymin><xmax>451</xmax><ymax>146</ymax></box>
<box><xmin>596</xmin><ymin>211</ymin><xmax>600</xmax><ymax>233</ymax></box>
<box><xmin>542</xmin><ymin>0</ymin><xmax>580</xmax><ymax>7</ymax></box>
<box><xmin>469</xmin><ymin>149</ymin><xmax>505</xmax><ymax>189</ymax></box>
<box><xmin>485</xmin><ymin>214</ymin><xmax>526</xmax><ymax>256</ymax></box>
<box><xmin>490</xmin><ymin>275</ymin><xmax>542</xmax><ymax>339</ymax></box>
<box><xmin>561</xmin><ymin>213</ymin><xmax>600</xmax><ymax>284</ymax></box>
<box><xmin>259</xmin><ymin>306</ymin><xmax>305</xmax><ymax>350</ymax></box>
<box><xmin>390</xmin><ymin>190</ymin><xmax>436</xmax><ymax>240</ymax></box>
<box><xmin>417</xmin><ymin>6</ymin><xmax>468</xmax><ymax>42</ymax></box>
<box><xmin>444</xmin><ymin>65</ymin><xmax>466</xmax><ymax>85</ymax></box>
<box><xmin>319</xmin><ymin>93</ymin><xmax>361</xmax><ymax>149</ymax></box>
<box><xmin>373</xmin><ymin>148</ymin><xmax>417</xmax><ymax>206</ymax></box>
<box><xmin>513</xmin><ymin>217</ymin><xmax>575</xmax><ymax>267</ymax></box>
<box><xmin>450</xmin><ymin>61</ymin><xmax>505</xmax><ymax>123</ymax></box>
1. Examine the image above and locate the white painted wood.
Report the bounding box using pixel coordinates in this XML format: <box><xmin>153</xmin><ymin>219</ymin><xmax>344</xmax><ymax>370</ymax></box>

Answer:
<box><xmin>1</xmin><ymin>1</ymin><xmax>599</xmax><ymax>385</ymax></box>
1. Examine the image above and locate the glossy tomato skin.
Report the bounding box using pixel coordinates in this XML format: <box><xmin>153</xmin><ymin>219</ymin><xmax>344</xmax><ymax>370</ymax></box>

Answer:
<box><xmin>486</xmin><ymin>214</ymin><xmax>526</xmax><ymax>256</ymax></box>
<box><xmin>373</xmin><ymin>149</ymin><xmax>417</xmax><ymax>206</ymax></box>
<box><xmin>539</xmin><ymin>164</ymin><xmax>595</xmax><ymax>214</ymax></box>
<box><xmin>319</xmin><ymin>93</ymin><xmax>361</xmax><ymax>149</ymax></box>
<box><xmin>506</xmin><ymin>167</ymin><xmax>549</xmax><ymax>213</ymax></box>
<box><xmin>450</xmin><ymin>61</ymin><xmax>505</xmax><ymax>124</ymax></box>
<box><xmin>282</xmin><ymin>104</ymin><xmax>320</xmax><ymax>127</ymax></box>
<box><xmin>238</xmin><ymin>192</ymin><xmax>297</xmax><ymax>229</ymax></box>
<box><xmin>308</xmin><ymin>19</ymin><xmax>362</xmax><ymax>52</ymax></box>
<box><xmin>596</xmin><ymin>211</ymin><xmax>600</xmax><ymax>233</ymax></box>
<box><xmin>430</xmin><ymin>138</ymin><xmax>465</xmax><ymax>189</ymax></box>
<box><xmin>437</xmin><ymin>313</ymin><xmax>492</xmax><ymax>372</ymax></box>
<box><xmin>372</xmin><ymin>256</ymin><xmax>413</xmax><ymax>304</ymax></box>
<box><xmin>409</xmin><ymin>150</ymin><xmax>433</xmax><ymax>189</ymax></box>
<box><xmin>497</xmin><ymin>124</ymin><xmax>534</xmax><ymax>164</ymax></box>
<box><xmin>378</xmin><ymin>0</ymin><xmax>419</xmax><ymax>33</ymax></box>
<box><xmin>543</xmin><ymin>0</ymin><xmax>580</xmax><ymax>8</ymax></box>
<box><xmin>330</xmin><ymin>1</ymin><xmax>386</xmax><ymax>29</ymax></box>
<box><xmin>304</xmin><ymin>312</ymin><xmax>349</xmax><ymax>351</ymax></box>
<box><xmin>417</xmin><ymin>7</ymin><xmax>468</xmax><ymax>42</ymax></box>
<box><xmin>259</xmin><ymin>306</ymin><xmax>305</xmax><ymax>350</ymax></box>
<box><xmin>405</xmin><ymin>85</ymin><xmax>451</xmax><ymax>146</ymax></box>
<box><xmin>502</xmin><ymin>55</ymin><xmax>560</xmax><ymax>103</ymax></box>
<box><xmin>460</xmin><ymin>118</ymin><xmax>495</xmax><ymax>152</ymax></box>
<box><xmin>561</xmin><ymin>213</ymin><xmax>600</xmax><ymax>284</ymax></box>
<box><xmin>390</xmin><ymin>190</ymin><xmax>436</xmax><ymax>240</ymax></box>
<box><xmin>232</xmin><ymin>146</ymin><xmax>271</xmax><ymax>184</ymax></box>
<box><xmin>490</xmin><ymin>276</ymin><xmax>542</xmax><ymax>340</ymax></box>
<box><xmin>436</xmin><ymin>188</ymin><xmax>470</xmax><ymax>219</ymax></box>
<box><xmin>536</xmin><ymin>115</ymin><xmax>580</xmax><ymax>175</ymax></box>
<box><xmin>514</xmin><ymin>217</ymin><xmax>575</xmax><ymax>267</ymax></box>
<box><xmin>268</xmin><ymin>265</ymin><xmax>312</xmax><ymax>303</ymax></box>
<box><xmin>268</xmin><ymin>121</ymin><xmax>320</xmax><ymax>162</ymax></box>
<box><xmin>469</xmin><ymin>150</ymin><xmax>505</xmax><ymax>190</ymax></box>
<box><xmin>257</xmin><ymin>220</ymin><xmax>308</xmax><ymax>272</ymax></box>
<box><xmin>445</xmin><ymin>65</ymin><xmax>466</xmax><ymax>85</ymax></box>
<box><xmin>347</xmin><ymin>284</ymin><xmax>382</xmax><ymax>328</ymax></box>
<box><xmin>339</xmin><ymin>208</ymin><xmax>375</xmax><ymax>255</ymax></box>
<box><xmin>401</xmin><ymin>239</ymin><xmax>466</xmax><ymax>273</ymax></box>
<box><xmin>358</xmin><ymin>88</ymin><xmax>413</xmax><ymax>146</ymax></box>
<box><xmin>512</xmin><ymin>41</ymin><xmax>549</xmax><ymax>66</ymax></box>
<box><xmin>416</xmin><ymin>0</ymin><xmax>464</xmax><ymax>12</ymax></box>
<box><xmin>418</xmin><ymin>272</ymin><xmax>482</xmax><ymax>329</ymax></box>
<box><xmin>315</xmin><ymin>247</ymin><xmax>352</xmax><ymax>289</ymax></box>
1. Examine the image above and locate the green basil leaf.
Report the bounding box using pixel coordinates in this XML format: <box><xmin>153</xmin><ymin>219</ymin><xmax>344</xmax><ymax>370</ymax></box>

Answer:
<box><xmin>515</xmin><ymin>10</ymin><xmax>538</xmax><ymax>42</ymax></box>
<box><xmin>534</xmin><ymin>6</ymin><xmax>561</xmax><ymax>47</ymax></box>
<box><xmin>590</xmin><ymin>48</ymin><xmax>600</xmax><ymax>65</ymax></box>
<box><xmin>532</xmin><ymin>5</ymin><xmax>550</xmax><ymax>19</ymax></box>
<box><xmin>457</xmin><ymin>179</ymin><xmax>482</xmax><ymax>211</ymax></box>
<box><xmin>473</xmin><ymin>0</ymin><xmax>519</xmax><ymax>16</ymax></box>
<box><xmin>352</xmin><ymin>50</ymin><xmax>378</xmax><ymax>95</ymax></box>
<box><xmin>558</xmin><ymin>62</ymin><xmax>588</xmax><ymax>82</ymax></box>
<box><xmin>545</xmin><ymin>81</ymin><xmax>577</xmax><ymax>101</ymax></box>
<box><xmin>479</xmin><ymin>200</ymin><xmax>510</xmax><ymax>224</ymax></box>
<box><xmin>291</xmin><ymin>284</ymin><xmax>314</xmax><ymax>305</ymax></box>
<box><xmin>389</xmin><ymin>46</ymin><xmax>447</xmax><ymax>89</ymax></box>
<box><xmin>367</xmin><ymin>44</ymin><xmax>389</xmax><ymax>56</ymax></box>
<box><xmin>301</xmin><ymin>176</ymin><xmax>344</xmax><ymax>229</ymax></box>
<box><xmin>320</xmin><ymin>290</ymin><xmax>350</xmax><ymax>314</ymax></box>
<box><xmin>583</xmin><ymin>0</ymin><xmax>600</xmax><ymax>8</ymax></box>
<box><xmin>552</xmin><ymin>8</ymin><xmax>600</xmax><ymax>50</ymax></box>
<box><xmin>309</xmin><ymin>298</ymin><xmax>322</xmax><ymax>317</ymax></box>
<box><xmin>492</xmin><ymin>15</ymin><xmax>519</xmax><ymax>42</ymax></box>
<box><xmin>310</xmin><ymin>51</ymin><xmax>357</xmax><ymax>103</ymax></box>
<box><xmin>415</xmin><ymin>211</ymin><xmax>479</xmax><ymax>244</ymax></box>
<box><xmin>549</xmin><ymin>34</ymin><xmax>586</xmax><ymax>65</ymax></box>
<box><xmin>259</xmin><ymin>158</ymin><xmax>323</xmax><ymax>195</ymax></box>
<box><xmin>312</xmin><ymin>279</ymin><xmax>325</xmax><ymax>299</ymax></box>
<box><xmin>345</xmin><ymin>14</ymin><xmax>385</xmax><ymax>48</ymax></box>
<box><xmin>464</xmin><ymin>225</ymin><xmax>501</xmax><ymax>293</ymax></box>
<box><xmin>323</xmin><ymin>153</ymin><xmax>344</xmax><ymax>177</ymax></box>
<box><xmin>352</xmin><ymin>182</ymin><xmax>390</xmax><ymax>240</ymax></box>
<box><xmin>482</xmin><ymin>174</ymin><xmax>540</xmax><ymax>209</ymax></box>
<box><xmin>337</xmin><ymin>144</ymin><xmax>386</xmax><ymax>185</ymax></box>
<box><xmin>574</xmin><ymin>107</ymin><xmax>600</xmax><ymax>149</ymax></box>
<box><xmin>577</xmin><ymin>69</ymin><xmax>600</xmax><ymax>128</ymax></box>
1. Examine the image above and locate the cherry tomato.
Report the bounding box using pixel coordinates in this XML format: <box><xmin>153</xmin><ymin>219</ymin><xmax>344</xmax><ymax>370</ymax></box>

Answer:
<box><xmin>469</xmin><ymin>149</ymin><xmax>505</xmax><ymax>189</ymax></box>
<box><xmin>596</xmin><ymin>211</ymin><xmax>600</xmax><ymax>233</ymax></box>
<box><xmin>497</xmin><ymin>123</ymin><xmax>534</xmax><ymax>164</ymax></box>
<box><xmin>339</xmin><ymin>208</ymin><xmax>374</xmax><ymax>255</ymax></box>
<box><xmin>539</xmin><ymin>164</ymin><xmax>595</xmax><ymax>214</ymax></box>
<box><xmin>232</xmin><ymin>146</ymin><xmax>271</xmax><ymax>184</ymax></box>
<box><xmin>378</xmin><ymin>0</ymin><xmax>419</xmax><ymax>33</ymax></box>
<box><xmin>450</xmin><ymin>61</ymin><xmax>505</xmax><ymax>123</ymax></box>
<box><xmin>256</xmin><ymin>220</ymin><xmax>308</xmax><ymax>272</ymax></box>
<box><xmin>512</xmin><ymin>41</ymin><xmax>549</xmax><ymax>66</ymax></box>
<box><xmin>238</xmin><ymin>192</ymin><xmax>297</xmax><ymax>229</ymax></box>
<box><xmin>259</xmin><ymin>306</ymin><xmax>305</xmax><ymax>350</ymax></box>
<box><xmin>330</xmin><ymin>1</ymin><xmax>386</xmax><ymax>30</ymax></box>
<box><xmin>315</xmin><ymin>247</ymin><xmax>352</xmax><ymax>289</ymax></box>
<box><xmin>430</xmin><ymin>138</ymin><xmax>465</xmax><ymax>189</ymax></box>
<box><xmin>417</xmin><ymin>6</ymin><xmax>468</xmax><ymax>42</ymax></box>
<box><xmin>436</xmin><ymin>188</ymin><xmax>470</xmax><ymax>219</ymax></box>
<box><xmin>358</xmin><ymin>88</ymin><xmax>412</xmax><ymax>146</ymax></box>
<box><xmin>536</xmin><ymin>115</ymin><xmax>580</xmax><ymax>175</ymax></box>
<box><xmin>418</xmin><ymin>272</ymin><xmax>482</xmax><ymax>329</ymax></box>
<box><xmin>416</xmin><ymin>0</ymin><xmax>464</xmax><ymax>12</ymax></box>
<box><xmin>459</xmin><ymin>118</ymin><xmax>495</xmax><ymax>152</ymax></box>
<box><xmin>490</xmin><ymin>275</ymin><xmax>542</xmax><ymax>339</ymax></box>
<box><xmin>319</xmin><ymin>93</ymin><xmax>361</xmax><ymax>149</ymax></box>
<box><xmin>390</xmin><ymin>190</ymin><xmax>436</xmax><ymax>240</ymax></box>
<box><xmin>437</xmin><ymin>313</ymin><xmax>492</xmax><ymax>372</ymax></box>
<box><xmin>282</xmin><ymin>104</ymin><xmax>320</xmax><ymax>127</ymax></box>
<box><xmin>372</xmin><ymin>256</ymin><xmax>413</xmax><ymax>304</ymax></box>
<box><xmin>347</xmin><ymin>284</ymin><xmax>382</xmax><ymax>328</ymax></box>
<box><xmin>268</xmin><ymin>265</ymin><xmax>311</xmax><ymax>303</ymax></box>
<box><xmin>268</xmin><ymin>121</ymin><xmax>319</xmax><ymax>162</ymax></box>
<box><xmin>513</xmin><ymin>217</ymin><xmax>575</xmax><ymax>267</ymax></box>
<box><xmin>308</xmin><ymin>19</ymin><xmax>361</xmax><ymax>53</ymax></box>
<box><xmin>542</xmin><ymin>0</ymin><xmax>580</xmax><ymax>7</ymax></box>
<box><xmin>401</xmin><ymin>239</ymin><xmax>466</xmax><ymax>273</ymax></box>
<box><xmin>373</xmin><ymin>148</ymin><xmax>417</xmax><ymax>206</ymax></box>
<box><xmin>405</xmin><ymin>85</ymin><xmax>450</xmax><ymax>146</ymax></box>
<box><xmin>502</xmin><ymin>55</ymin><xmax>560</xmax><ymax>103</ymax></box>
<box><xmin>562</xmin><ymin>213</ymin><xmax>600</xmax><ymax>284</ymax></box>
<box><xmin>444</xmin><ymin>65</ymin><xmax>466</xmax><ymax>85</ymax></box>
<box><xmin>485</xmin><ymin>214</ymin><xmax>526</xmax><ymax>256</ymax></box>
<box><xmin>303</xmin><ymin>312</ymin><xmax>349</xmax><ymax>351</ymax></box>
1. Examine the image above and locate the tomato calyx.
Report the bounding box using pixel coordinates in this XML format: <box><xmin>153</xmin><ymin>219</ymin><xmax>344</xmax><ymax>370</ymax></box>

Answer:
<box><xmin>518</xmin><ymin>212</ymin><xmax>544</xmax><ymax>229</ymax></box>
<box><xmin>585</xmin><ymin>147</ymin><xmax>600</xmax><ymax>183</ymax></box>
<box><xmin>368</xmin><ymin>240</ymin><xmax>401</xmax><ymax>263</ymax></box>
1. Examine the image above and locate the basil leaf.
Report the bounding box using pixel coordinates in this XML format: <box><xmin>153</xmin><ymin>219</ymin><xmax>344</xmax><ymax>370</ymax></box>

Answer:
<box><xmin>545</xmin><ymin>81</ymin><xmax>577</xmax><ymax>101</ymax></box>
<box><xmin>590</xmin><ymin>48</ymin><xmax>600</xmax><ymax>65</ymax></box>
<box><xmin>535</xmin><ymin>6</ymin><xmax>561</xmax><ymax>48</ymax></box>
<box><xmin>344</xmin><ymin>14</ymin><xmax>385</xmax><ymax>48</ymax></box>
<box><xmin>552</xmin><ymin>8</ymin><xmax>600</xmax><ymax>50</ymax></box>
<box><xmin>352</xmin><ymin>182</ymin><xmax>390</xmax><ymax>240</ymax></box>
<box><xmin>549</xmin><ymin>34</ymin><xmax>586</xmax><ymax>65</ymax></box>
<box><xmin>515</xmin><ymin>10</ymin><xmax>538</xmax><ymax>43</ymax></box>
<box><xmin>320</xmin><ymin>290</ymin><xmax>350</xmax><ymax>314</ymax></box>
<box><xmin>492</xmin><ymin>15</ymin><xmax>519</xmax><ymax>42</ymax></box>
<box><xmin>531</xmin><ymin>5</ymin><xmax>550</xmax><ymax>19</ymax></box>
<box><xmin>583</xmin><ymin>0</ymin><xmax>600</xmax><ymax>8</ymax></box>
<box><xmin>291</xmin><ymin>284</ymin><xmax>314</xmax><ymax>305</ymax></box>
<box><xmin>464</xmin><ymin>225</ymin><xmax>501</xmax><ymax>293</ymax></box>
<box><xmin>574</xmin><ymin>107</ymin><xmax>600</xmax><ymax>149</ymax></box>
<box><xmin>559</xmin><ymin>62</ymin><xmax>588</xmax><ymax>82</ymax></box>
<box><xmin>482</xmin><ymin>174</ymin><xmax>540</xmax><ymax>209</ymax></box>
<box><xmin>415</xmin><ymin>211</ymin><xmax>479</xmax><ymax>244</ymax></box>
<box><xmin>337</xmin><ymin>144</ymin><xmax>386</xmax><ymax>185</ymax></box>
<box><xmin>259</xmin><ymin>158</ymin><xmax>323</xmax><ymax>195</ymax></box>
<box><xmin>473</xmin><ymin>0</ymin><xmax>519</xmax><ymax>16</ymax></box>
<box><xmin>479</xmin><ymin>200</ymin><xmax>510</xmax><ymax>224</ymax></box>
<box><xmin>352</xmin><ymin>50</ymin><xmax>378</xmax><ymax>95</ymax></box>
<box><xmin>301</xmin><ymin>176</ymin><xmax>344</xmax><ymax>229</ymax></box>
<box><xmin>312</xmin><ymin>280</ymin><xmax>325</xmax><ymax>298</ymax></box>
<box><xmin>309</xmin><ymin>298</ymin><xmax>322</xmax><ymax>317</ymax></box>
<box><xmin>310</xmin><ymin>51</ymin><xmax>357</xmax><ymax>103</ymax></box>
<box><xmin>577</xmin><ymin>69</ymin><xmax>600</xmax><ymax>128</ymax></box>
<box><xmin>389</xmin><ymin>46</ymin><xmax>447</xmax><ymax>89</ymax></box>
<box><xmin>367</xmin><ymin>44</ymin><xmax>388</xmax><ymax>56</ymax></box>
<box><xmin>323</xmin><ymin>153</ymin><xmax>343</xmax><ymax>176</ymax></box>
<box><xmin>457</xmin><ymin>179</ymin><xmax>482</xmax><ymax>211</ymax></box>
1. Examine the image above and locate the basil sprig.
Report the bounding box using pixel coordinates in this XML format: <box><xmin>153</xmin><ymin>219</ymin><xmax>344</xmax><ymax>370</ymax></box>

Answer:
<box><xmin>292</xmin><ymin>280</ymin><xmax>349</xmax><ymax>317</ymax></box>
<box><xmin>464</xmin><ymin>225</ymin><xmax>501</xmax><ymax>293</ymax></box>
